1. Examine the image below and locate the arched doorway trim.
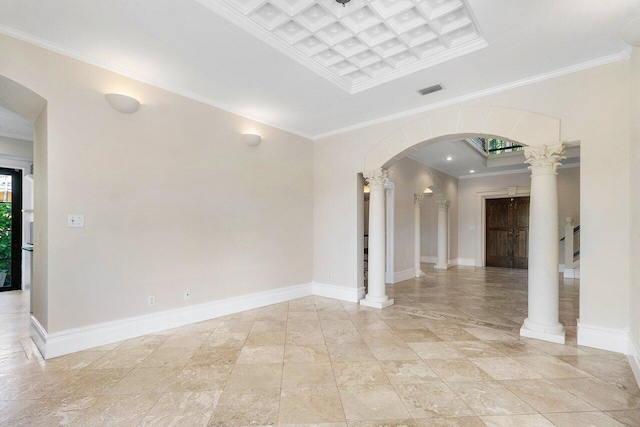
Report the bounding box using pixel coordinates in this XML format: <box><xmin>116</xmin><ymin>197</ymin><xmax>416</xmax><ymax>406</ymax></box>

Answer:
<box><xmin>361</xmin><ymin>105</ymin><xmax>568</xmax><ymax>344</ymax></box>
<box><xmin>364</xmin><ymin>106</ymin><xmax>561</xmax><ymax>170</ymax></box>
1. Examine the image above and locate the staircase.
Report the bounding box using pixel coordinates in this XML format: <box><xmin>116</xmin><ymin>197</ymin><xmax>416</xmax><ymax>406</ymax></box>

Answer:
<box><xmin>561</xmin><ymin>217</ymin><xmax>580</xmax><ymax>278</ymax></box>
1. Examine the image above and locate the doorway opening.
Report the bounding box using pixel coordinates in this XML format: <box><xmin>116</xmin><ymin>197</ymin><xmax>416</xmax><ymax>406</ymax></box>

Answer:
<box><xmin>0</xmin><ymin>168</ymin><xmax>22</xmax><ymax>291</ymax></box>
<box><xmin>485</xmin><ymin>196</ymin><xmax>529</xmax><ymax>269</ymax></box>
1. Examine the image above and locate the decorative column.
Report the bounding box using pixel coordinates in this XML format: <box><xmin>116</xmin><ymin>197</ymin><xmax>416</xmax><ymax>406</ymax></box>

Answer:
<box><xmin>414</xmin><ymin>194</ymin><xmax>425</xmax><ymax>278</ymax></box>
<box><xmin>361</xmin><ymin>169</ymin><xmax>394</xmax><ymax>309</ymax></box>
<box><xmin>434</xmin><ymin>199</ymin><xmax>450</xmax><ymax>270</ymax></box>
<box><xmin>520</xmin><ymin>143</ymin><xmax>566</xmax><ymax>344</ymax></box>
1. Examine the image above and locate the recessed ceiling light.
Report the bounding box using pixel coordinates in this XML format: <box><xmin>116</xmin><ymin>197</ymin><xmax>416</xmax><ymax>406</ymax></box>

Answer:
<box><xmin>469</xmin><ymin>170</ymin><xmax>475</xmax><ymax>173</ymax></box>
<box><xmin>446</xmin><ymin>156</ymin><xmax>453</xmax><ymax>161</ymax></box>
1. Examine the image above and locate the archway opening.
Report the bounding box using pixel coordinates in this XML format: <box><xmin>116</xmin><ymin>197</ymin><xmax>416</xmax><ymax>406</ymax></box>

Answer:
<box><xmin>358</xmin><ymin>106</ymin><xmax>575</xmax><ymax>345</ymax></box>
<box><xmin>0</xmin><ymin>74</ymin><xmax>47</xmax><ymax>355</ymax></box>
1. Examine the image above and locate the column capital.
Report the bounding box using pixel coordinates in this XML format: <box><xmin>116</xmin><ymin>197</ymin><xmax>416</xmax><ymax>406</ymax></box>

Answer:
<box><xmin>436</xmin><ymin>200</ymin><xmax>450</xmax><ymax>210</ymax></box>
<box><xmin>414</xmin><ymin>193</ymin><xmax>424</xmax><ymax>205</ymax></box>
<box><xmin>524</xmin><ymin>143</ymin><xmax>566</xmax><ymax>175</ymax></box>
<box><xmin>363</xmin><ymin>168</ymin><xmax>388</xmax><ymax>190</ymax></box>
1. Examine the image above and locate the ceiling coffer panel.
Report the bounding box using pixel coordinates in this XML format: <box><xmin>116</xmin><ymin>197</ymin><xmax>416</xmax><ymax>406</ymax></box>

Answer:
<box><xmin>197</xmin><ymin>0</ymin><xmax>487</xmax><ymax>94</ymax></box>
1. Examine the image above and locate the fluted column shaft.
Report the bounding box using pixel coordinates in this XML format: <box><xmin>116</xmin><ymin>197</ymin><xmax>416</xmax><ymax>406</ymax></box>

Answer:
<box><xmin>521</xmin><ymin>143</ymin><xmax>566</xmax><ymax>344</ymax></box>
<box><xmin>361</xmin><ymin>169</ymin><xmax>394</xmax><ymax>309</ymax></box>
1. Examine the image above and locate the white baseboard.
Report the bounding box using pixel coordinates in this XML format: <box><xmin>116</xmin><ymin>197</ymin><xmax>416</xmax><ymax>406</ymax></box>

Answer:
<box><xmin>394</xmin><ymin>269</ymin><xmax>416</xmax><ymax>283</ymax></box>
<box><xmin>626</xmin><ymin>333</ymin><xmax>640</xmax><ymax>388</ymax></box>
<box><xmin>419</xmin><ymin>257</ymin><xmax>474</xmax><ymax>267</ymax></box>
<box><xmin>312</xmin><ymin>282</ymin><xmax>364</xmax><ymax>303</ymax></box>
<box><xmin>33</xmin><ymin>282</ymin><xmax>314</xmax><ymax>359</ymax></box>
<box><xmin>32</xmin><ymin>280</ymin><xmax>373</xmax><ymax>359</ymax></box>
<box><xmin>577</xmin><ymin>321</ymin><xmax>628</xmax><ymax>354</ymax></box>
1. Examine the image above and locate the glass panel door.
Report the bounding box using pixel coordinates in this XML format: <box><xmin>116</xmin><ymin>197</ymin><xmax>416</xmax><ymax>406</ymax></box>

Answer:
<box><xmin>0</xmin><ymin>168</ymin><xmax>21</xmax><ymax>291</ymax></box>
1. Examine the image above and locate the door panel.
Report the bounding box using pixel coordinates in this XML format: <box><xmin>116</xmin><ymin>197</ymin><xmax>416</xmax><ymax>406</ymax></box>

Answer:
<box><xmin>486</xmin><ymin>197</ymin><xmax>529</xmax><ymax>269</ymax></box>
<box><xmin>513</xmin><ymin>198</ymin><xmax>530</xmax><ymax>269</ymax></box>
<box><xmin>0</xmin><ymin>168</ymin><xmax>21</xmax><ymax>291</ymax></box>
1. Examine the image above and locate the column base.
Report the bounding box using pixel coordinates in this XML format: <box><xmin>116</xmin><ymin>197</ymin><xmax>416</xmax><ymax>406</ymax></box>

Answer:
<box><xmin>434</xmin><ymin>263</ymin><xmax>449</xmax><ymax>270</ymax></box>
<box><xmin>360</xmin><ymin>298</ymin><xmax>394</xmax><ymax>309</ymax></box>
<box><xmin>415</xmin><ymin>271</ymin><xmax>425</xmax><ymax>278</ymax></box>
<box><xmin>520</xmin><ymin>318</ymin><xmax>566</xmax><ymax>344</ymax></box>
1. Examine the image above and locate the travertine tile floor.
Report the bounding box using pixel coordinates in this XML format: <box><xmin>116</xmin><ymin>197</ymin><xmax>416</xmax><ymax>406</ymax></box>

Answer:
<box><xmin>0</xmin><ymin>265</ymin><xmax>639</xmax><ymax>426</ymax></box>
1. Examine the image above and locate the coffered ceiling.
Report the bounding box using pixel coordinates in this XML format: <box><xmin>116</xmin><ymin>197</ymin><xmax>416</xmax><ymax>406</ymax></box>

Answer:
<box><xmin>198</xmin><ymin>0</ymin><xmax>487</xmax><ymax>93</ymax></box>
<box><xmin>0</xmin><ymin>0</ymin><xmax>636</xmax><ymax>138</ymax></box>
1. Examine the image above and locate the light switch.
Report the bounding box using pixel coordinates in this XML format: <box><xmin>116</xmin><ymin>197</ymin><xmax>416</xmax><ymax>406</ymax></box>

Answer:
<box><xmin>68</xmin><ymin>214</ymin><xmax>84</xmax><ymax>228</ymax></box>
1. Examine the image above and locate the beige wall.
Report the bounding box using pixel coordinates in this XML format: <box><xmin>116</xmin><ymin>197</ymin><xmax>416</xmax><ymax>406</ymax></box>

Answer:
<box><xmin>314</xmin><ymin>60</ymin><xmax>630</xmax><ymax>333</ymax></box>
<box><xmin>388</xmin><ymin>157</ymin><xmax>458</xmax><ymax>272</ymax></box>
<box><xmin>457</xmin><ymin>166</ymin><xmax>580</xmax><ymax>266</ymax></box>
<box><xmin>629</xmin><ymin>48</ymin><xmax>640</xmax><ymax>350</ymax></box>
<box><xmin>0</xmin><ymin>34</ymin><xmax>313</xmax><ymax>333</ymax></box>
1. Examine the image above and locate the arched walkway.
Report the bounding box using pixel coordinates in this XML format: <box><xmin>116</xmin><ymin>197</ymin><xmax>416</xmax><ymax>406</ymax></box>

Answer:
<box><xmin>0</xmin><ymin>74</ymin><xmax>47</xmax><ymax>354</ymax></box>
<box><xmin>361</xmin><ymin>106</ymin><xmax>568</xmax><ymax>345</ymax></box>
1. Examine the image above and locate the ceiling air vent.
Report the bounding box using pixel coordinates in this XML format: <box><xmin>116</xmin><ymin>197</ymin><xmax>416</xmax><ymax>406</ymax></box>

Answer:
<box><xmin>418</xmin><ymin>84</ymin><xmax>443</xmax><ymax>96</ymax></box>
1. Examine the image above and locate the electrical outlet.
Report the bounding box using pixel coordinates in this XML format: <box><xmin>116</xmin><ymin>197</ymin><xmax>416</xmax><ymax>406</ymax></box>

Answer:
<box><xmin>148</xmin><ymin>296</ymin><xmax>156</xmax><ymax>306</ymax></box>
<box><xmin>184</xmin><ymin>289</ymin><xmax>191</xmax><ymax>300</ymax></box>
<box><xmin>328</xmin><ymin>274</ymin><xmax>333</xmax><ymax>280</ymax></box>
<box><xmin>67</xmin><ymin>214</ymin><xmax>84</xmax><ymax>228</ymax></box>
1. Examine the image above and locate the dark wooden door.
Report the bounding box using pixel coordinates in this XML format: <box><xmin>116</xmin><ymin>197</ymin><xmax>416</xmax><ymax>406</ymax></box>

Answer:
<box><xmin>486</xmin><ymin>197</ymin><xmax>529</xmax><ymax>269</ymax></box>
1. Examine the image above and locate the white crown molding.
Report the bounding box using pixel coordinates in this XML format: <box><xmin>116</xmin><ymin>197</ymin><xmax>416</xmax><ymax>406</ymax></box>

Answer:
<box><xmin>0</xmin><ymin>25</ymin><xmax>316</xmax><ymax>141</ymax></box>
<box><xmin>0</xmin><ymin>24</ymin><xmax>628</xmax><ymax>141</ymax></box>
<box><xmin>313</xmin><ymin>51</ymin><xmax>628</xmax><ymax>140</ymax></box>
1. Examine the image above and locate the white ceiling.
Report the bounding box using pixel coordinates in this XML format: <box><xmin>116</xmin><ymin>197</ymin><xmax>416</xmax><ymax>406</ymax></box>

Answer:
<box><xmin>0</xmin><ymin>0</ymin><xmax>636</xmax><ymax>138</ymax></box>
<box><xmin>0</xmin><ymin>106</ymin><xmax>33</xmax><ymax>141</ymax></box>
<box><xmin>409</xmin><ymin>139</ymin><xmax>580</xmax><ymax>179</ymax></box>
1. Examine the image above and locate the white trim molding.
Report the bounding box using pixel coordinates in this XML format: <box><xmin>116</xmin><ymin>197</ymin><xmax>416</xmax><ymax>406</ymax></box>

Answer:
<box><xmin>627</xmin><ymin>333</ymin><xmax>640</xmax><ymax>388</ymax></box>
<box><xmin>476</xmin><ymin>187</ymin><xmax>531</xmax><ymax>267</ymax></box>
<box><xmin>577</xmin><ymin>321</ymin><xmax>629</xmax><ymax>354</ymax></box>
<box><xmin>312</xmin><ymin>282</ymin><xmax>364</xmax><ymax>303</ymax></box>
<box><xmin>393</xmin><ymin>269</ymin><xmax>415</xmax><ymax>284</ymax></box>
<box><xmin>420</xmin><ymin>256</ymin><xmax>474</xmax><ymax>266</ymax></box>
<box><xmin>31</xmin><ymin>281</ymin><xmax>372</xmax><ymax>359</ymax></box>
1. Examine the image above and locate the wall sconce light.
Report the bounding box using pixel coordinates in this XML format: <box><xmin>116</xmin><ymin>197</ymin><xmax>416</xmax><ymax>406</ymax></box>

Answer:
<box><xmin>242</xmin><ymin>133</ymin><xmax>262</xmax><ymax>146</ymax></box>
<box><xmin>622</xmin><ymin>16</ymin><xmax>640</xmax><ymax>46</ymax></box>
<box><xmin>105</xmin><ymin>93</ymin><xmax>140</xmax><ymax>114</ymax></box>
